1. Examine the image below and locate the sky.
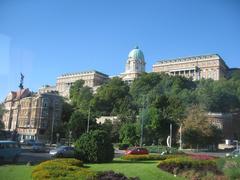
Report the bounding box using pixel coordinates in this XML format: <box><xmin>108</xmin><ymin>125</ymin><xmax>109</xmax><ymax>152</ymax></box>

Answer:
<box><xmin>0</xmin><ymin>0</ymin><xmax>240</xmax><ymax>101</ymax></box>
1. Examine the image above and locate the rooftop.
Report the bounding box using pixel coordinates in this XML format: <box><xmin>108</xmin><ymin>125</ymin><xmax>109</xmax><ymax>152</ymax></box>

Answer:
<box><xmin>58</xmin><ymin>70</ymin><xmax>109</xmax><ymax>78</ymax></box>
<box><xmin>154</xmin><ymin>54</ymin><xmax>228</xmax><ymax>68</ymax></box>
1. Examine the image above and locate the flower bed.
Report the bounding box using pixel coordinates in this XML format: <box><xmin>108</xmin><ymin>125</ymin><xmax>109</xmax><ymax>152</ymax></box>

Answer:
<box><xmin>32</xmin><ymin>158</ymin><xmax>95</xmax><ymax>180</ymax></box>
<box><xmin>189</xmin><ymin>154</ymin><xmax>216</xmax><ymax>160</ymax></box>
<box><xmin>157</xmin><ymin>155</ymin><xmax>222</xmax><ymax>178</ymax></box>
<box><xmin>121</xmin><ymin>154</ymin><xmax>166</xmax><ymax>161</ymax></box>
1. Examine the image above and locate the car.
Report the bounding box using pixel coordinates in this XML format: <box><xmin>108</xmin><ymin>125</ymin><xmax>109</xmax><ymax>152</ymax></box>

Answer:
<box><xmin>31</xmin><ymin>142</ymin><xmax>46</xmax><ymax>153</ymax></box>
<box><xmin>125</xmin><ymin>147</ymin><xmax>149</xmax><ymax>155</ymax></box>
<box><xmin>0</xmin><ymin>140</ymin><xmax>21</xmax><ymax>163</ymax></box>
<box><xmin>24</xmin><ymin>139</ymin><xmax>36</xmax><ymax>146</ymax></box>
<box><xmin>49</xmin><ymin>146</ymin><xmax>75</xmax><ymax>158</ymax></box>
<box><xmin>226</xmin><ymin>149</ymin><xmax>240</xmax><ymax>157</ymax></box>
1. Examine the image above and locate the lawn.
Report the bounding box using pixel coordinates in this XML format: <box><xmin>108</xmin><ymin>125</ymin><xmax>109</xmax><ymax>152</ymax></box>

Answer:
<box><xmin>0</xmin><ymin>159</ymin><xmax>183</xmax><ymax>180</ymax></box>
<box><xmin>88</xmin><ymin>159</ymin><xmax>184</xmax><ymax>180</ymax></box>
<box><xmin>0</xmin><ymin>165</ymin><xmax>33</xmax><ymax>180</ymax></box>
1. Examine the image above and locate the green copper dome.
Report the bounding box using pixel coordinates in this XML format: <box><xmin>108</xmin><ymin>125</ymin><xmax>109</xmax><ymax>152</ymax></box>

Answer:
<box><xmin>128</xmin><ymin>46</ymin><xmax>145</xmax><ymax>61</ymax></box>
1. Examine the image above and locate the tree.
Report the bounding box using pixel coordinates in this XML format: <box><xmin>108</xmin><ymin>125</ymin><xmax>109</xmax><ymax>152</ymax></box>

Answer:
<box><xmin>195</xmin><ymin>79</ymin><xmax>240</xmax><ymax>113</ymax></box>
<box><xmin>119</xmin><ymin>123</ymin><xmax>140</xmax><ymax>146</ymax></box>
<box><xmin>68</xmin><ymin>111</ymin><xmax>97</xmax><ymax>140</ymax></box>
<box><xmin>182</xmin><ymin>105</ymin><xmax>223</xmax><ymax>148</ymax></box>
<box><xmin>75</xmin><ymin>130</ymin><xmax>114</xmax><ymax>163</ymax></box>
<box><xmin>69</xmin><ymin>80</ymin><xmax>93</xmax><ymax>115</ymax></box>
<box><xmin>91</xmin><ymin>77</ymin><xmax>135</xmax><ymax>118</ymax></box>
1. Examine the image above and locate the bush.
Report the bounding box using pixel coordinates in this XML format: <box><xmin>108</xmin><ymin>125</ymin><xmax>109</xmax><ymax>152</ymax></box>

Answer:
<box><xmin>32</xmin><ymin>158</ymin><xmax>96</xmax><ymax>180</ymax></box>
<box><xmin>157</xmin><ymin>156</ymin><xmax>220</xmax><ymax>174</ymax></box>
<box><xmin>96</xmin><ymin>171</ymin><xmax>139</xmax><ymax>180</ymax></box>
<box><xmin>122</xmin><ymin>154</ymin><xmax>166</xmax><ymax>161</ymax></box>
<box><xmin>75</xmin><ymin>130</ymin><xmax>114</xmax><ymax>163</ymax></box>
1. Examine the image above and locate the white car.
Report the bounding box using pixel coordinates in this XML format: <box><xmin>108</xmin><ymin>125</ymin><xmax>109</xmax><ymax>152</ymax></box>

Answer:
<box><xmin>226</xmin><ymin>149</ymin><xmax>240</xmax><ymax>157</ymax></box>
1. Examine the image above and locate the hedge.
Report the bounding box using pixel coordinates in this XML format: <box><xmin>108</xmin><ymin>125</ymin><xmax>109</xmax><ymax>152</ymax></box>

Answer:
<box><xmin>32</xmin><ymin>158</ymin><xmax>96</xmax><ymax>180</ymax></box>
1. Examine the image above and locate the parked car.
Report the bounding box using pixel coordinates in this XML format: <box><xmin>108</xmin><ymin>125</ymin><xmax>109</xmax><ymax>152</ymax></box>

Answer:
<box><xmin>0</xmin><ymin>141</ymin><xmax>21</xmax><ymax>163</ymax></box>
<box><xmin>24</xmin><ymin>139</ymin><xmax>36</xmax><ymax>146</ymax></box>
<box><xmin>226</xmin><ymin>149</ymin><xmax>240</xmax><ymax>157</ymax></box>
<box><xmin>31</xmin><ymin>142</ymin><xmax>46</xmax><ymax>153</ymax></box>
<box><xmin>125</xmin><ymin>147</ymin><xmax>149</xmax><ymax>155</ymax></box>
<box><xmin>49</xmin><ymin>146</ymin><xmax>75</xmax><ymax>158</ymax></box>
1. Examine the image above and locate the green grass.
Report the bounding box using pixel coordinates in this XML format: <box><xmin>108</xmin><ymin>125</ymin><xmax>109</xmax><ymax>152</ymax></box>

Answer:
<box><xmin>0</xmin><ymin>165</ymin><xmax>33</xmax><ymax>180</ymax></box>
<box><xmin>88</xmin><ymin>158</ymin><xmax>184</xmax><ymax>180</ymax></box>
<box><xmin>0</xmin><ymin>159</ymin><xmax>184</xmax><ymax>180</ymax></box>
<box><xmin>218</xmin><ymin>157</ymin><xmax>240</xmax><ymax>180</ymax></box>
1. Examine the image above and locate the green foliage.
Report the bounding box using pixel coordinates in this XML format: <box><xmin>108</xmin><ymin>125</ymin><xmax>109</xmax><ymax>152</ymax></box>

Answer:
<box><xmin>220</xmin><ymin>157</ymin><xmax>240</xmax><ymax>179</ymax></box>
<box><xmin>31</xmin><ymin>158</ymin><xmax>96</xmax><ymax>180</ymax></box>
<box><xmin>67</xmin><ymin>72</ymin><xmax>240</xmax><ymax>148</ymax></box>
<box><xmin>69</xmin><ymin>80</ymin><xmax>93</xmax><ymax>112</ymax></box>
<box><xmin>118</xmin><ymin>143</ymin><xmax>129</xmax><ymax>150</ymax></box>
<box><xmin>61</xmin><ymin>101</ymin><xmax>73</xmax><ymax>123</ymax></box>
<box><xmin>68</xmin><ymin>110</ymin><xmax>88</xmax><ymax>139</ymax></box>
<box><xmin>195</xmin><ymin>79</ymin><xmax>240</xmax><ymax>112</ymax></box>
<box><xmin>75</xmin><ymin>130</ymin><xmax>114</xmax><ymax>163</ymax></box>
<box><xmin>157</xmin><ymin>156</ymin><xmax>219</xmax><ymax>175</ymax></box>
<box><xmin>122</xmin><ymin>154</ymin><xmax>166</xmax><ymax>161</ymax></box>
<box><xmin>182</xmin><ymin>105</ymin><xmax>223</xmax><ymax>148</ymax></box>
<box><xmin>144</xmin><ymin>145</ymin><xmax>180</xmax><ymax>154</ymax></box>
<box><xmin>91</xmin><ymin>77</ymin><xmax>128</xmax><ymax>114</ymax></box>
<box><xmin>120</xmin><ymin>123</ymin><xmax>140</xmax><ymax>146</ymax></box>
<box><xmin>99</xmin><ymin>119</ymin><xmax>121</xmax><ymax>143</ymax></box>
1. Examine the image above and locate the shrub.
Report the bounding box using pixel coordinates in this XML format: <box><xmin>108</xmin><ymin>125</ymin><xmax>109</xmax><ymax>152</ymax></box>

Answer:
<box><xmin>32</xmin><ymin>158</ymin><xmax>96</xmax><ymax>180</ymax></box>
<box><xmin>96</xmin><ymin>171</ymin><xmax>139</xmax><ymax>180</ymax></box>
<box><xmin>75</xmin><ymin>130</ymin><xmax>114</xmax><ymax>163</ymax></box>
<box><xmin>157</xmin><ymin>156</ymin><xmax>220</xmax><ymax>174</ymax></box>
<box><xmin>122</xmin><ymin>154</ymin><xmax>166</xmax><ymax>161</ymax></box>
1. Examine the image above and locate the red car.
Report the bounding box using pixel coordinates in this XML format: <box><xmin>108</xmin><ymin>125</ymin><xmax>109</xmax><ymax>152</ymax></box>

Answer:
<box><xmin>125</xmin><ymin>147</ymin><xmax>149</xmax><ymax>155</ymax></box>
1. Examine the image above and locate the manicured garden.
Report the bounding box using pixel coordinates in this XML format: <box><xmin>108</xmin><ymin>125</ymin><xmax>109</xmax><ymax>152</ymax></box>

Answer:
<box><xmin>1</xmin><ymin>154</ymin><xmax>240</xmax><ymax>179</ymax></box>
<box><xmin>0</xmin><ymin>158</ymin><xmax>183</xmax><ymax>180</ymax></box>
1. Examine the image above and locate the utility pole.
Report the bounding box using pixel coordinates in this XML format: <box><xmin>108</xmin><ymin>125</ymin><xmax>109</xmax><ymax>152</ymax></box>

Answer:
<box><xmin>87</xmin><ymin>106</ymin><xmax>90</xmax><ymax>133</ymax></box>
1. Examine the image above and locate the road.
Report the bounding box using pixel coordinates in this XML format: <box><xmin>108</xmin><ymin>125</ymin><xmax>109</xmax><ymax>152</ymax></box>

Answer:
<box><xmin>15</xmin><ymin>147</ymin><xmax>228</xmax><ymax>165</ymax></box>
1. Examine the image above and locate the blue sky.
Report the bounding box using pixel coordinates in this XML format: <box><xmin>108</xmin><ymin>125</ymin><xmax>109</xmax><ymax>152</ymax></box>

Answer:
<box><xmin>0</xmin><ymin>0</ymin><xmax>240</xmax><ymax>101</ymax></box>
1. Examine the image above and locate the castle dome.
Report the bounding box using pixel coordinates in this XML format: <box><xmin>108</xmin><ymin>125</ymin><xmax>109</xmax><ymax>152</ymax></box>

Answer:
<box><xmin>128</xmin><ymin>46</ymin><xmax>145</xmax><ymax>61</ymax></box>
